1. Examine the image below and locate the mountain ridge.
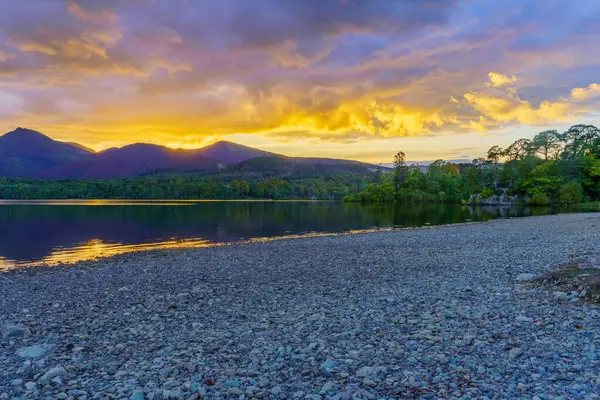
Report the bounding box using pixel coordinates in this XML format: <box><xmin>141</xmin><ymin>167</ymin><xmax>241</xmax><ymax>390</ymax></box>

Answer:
<box><xmin>0</xmin><ymin>128</ymin><xmax>384</xmax><ymax>179</ymax></box>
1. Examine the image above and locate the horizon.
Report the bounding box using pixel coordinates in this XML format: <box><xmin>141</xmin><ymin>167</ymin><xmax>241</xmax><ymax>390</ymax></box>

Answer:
<box><xmin>1</xmin><ymin>1</ymin><xmax>599</xmax><ymax>163</ymax></box>
<box><xmin>0</xmin><ymin>126</ymin><xmax>475</xmax><ymax>165</ymax></box>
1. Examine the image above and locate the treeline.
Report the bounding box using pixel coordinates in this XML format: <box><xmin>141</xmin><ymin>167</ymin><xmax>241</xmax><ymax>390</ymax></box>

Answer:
<box><xmin>345</xmin><ymin>124</ymin><xmax>600</xmax><ymax>205</ymax></box>
<box><xmin>0</xmin><ymin>175</ymin><xmax>374</xmax><ymax>200</ymax></box>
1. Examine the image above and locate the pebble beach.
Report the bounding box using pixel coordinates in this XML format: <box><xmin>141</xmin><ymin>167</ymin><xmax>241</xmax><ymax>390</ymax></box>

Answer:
<box><xmin>1</xmin><ymin>213</ymin><xmax>600</xmax><ymax>399</ymax></box>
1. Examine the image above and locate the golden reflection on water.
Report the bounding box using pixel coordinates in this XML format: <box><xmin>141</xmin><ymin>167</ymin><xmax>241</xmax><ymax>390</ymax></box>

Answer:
<box><xmin>0</xmin><ymin>228</ymin><xmax>390</xmax><ymax>271</ymax></box>
<box><xmin>0</xmin><ymin>238</ymin><xmax>213</xmax><ymax>270</ymax></box>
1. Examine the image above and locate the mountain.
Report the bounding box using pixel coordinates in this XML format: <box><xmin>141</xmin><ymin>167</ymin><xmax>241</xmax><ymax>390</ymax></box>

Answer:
<box><xmin>48</xmin><ymin>143</ymin><xmax>217</xmax><ymax>179</ymax></box>
<box><xmin>0</xmin><ymin>128</ymin><xmax>384</xmax><ymax>179</ymax></box>
<box><xmin>0</xmin><ymin>128</ymin><xmax>93</xmax><ymax>178</ymax></box>
<box><xmin>196</xmin><ymin>141</ymin><xmax>273</xmax><ymax>165</ymax></box>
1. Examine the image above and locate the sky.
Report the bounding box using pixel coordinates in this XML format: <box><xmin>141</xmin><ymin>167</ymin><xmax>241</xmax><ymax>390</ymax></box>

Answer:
<box><xmin>0</xmin><ymin>0</ymin><xmax>599</xmax><ymax>163</ymax></box>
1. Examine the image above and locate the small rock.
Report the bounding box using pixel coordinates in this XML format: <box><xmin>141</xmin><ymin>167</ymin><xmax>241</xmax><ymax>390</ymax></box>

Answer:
<box><xmin>509</xmin><ymin>348</ymin><xmax>521</xmax><ymax>359</ymax></box>
<box><xmin>2</xmin><ymin>325</ymin><xmax>31</xmax><ymax>340</ymax></box>
<box><xmin>516</xmin><ymin>316</ymin><xmax>533</xmax><ymax>322</ymax></box>
<box><xmin>363</xmin><ymin>378</ymin><xmax>377</xmax><ymax>387</ymax></box>
<box><xmin>322</xmin><ymin>381</ymin><xmax>337</xmax><ymax>393</ymax></box>
<box><xmin>516</xmin><ymin>273</ymin><xmax>535</xmax><ymax>282</ymax></box>
<box><xmin>228</xmin><ymin>388</ymin><xmax>243</xmax><ymax>396</ymax></box>
<box><xmin>25</xmin><ymin>382</ymin><xmax>36</xmax><ymax>391</ymax></box>
<box><xmin>356</xmin><ymin>366</ymin><xmax>375</xmax><ymax>377</ymax></box>
<box><xmin>17</xmin><ymin>344</ymin><xmax>54</xmax><ymax>359</ymax></box>
<box><xmin>39</xmin><ymin>365</ymin><xmax>66</xmax><ymax>383</ymax></box>
<box><xmin>553</xmin><ymin>291</ymin><xmax>568</xmax><ymax>302</ymax></box>
<box><xmin>130</xmin><ymin>390</ymin><xmax>146</xmax><ymax>400</ymax></box>
<box><xmin>10</xmin><ymin>379</ymin><xmax>23</xmax><ymax>386</ymax></box>
<box><xmin>320</xmin><ymin>360</ymin><xmax>339</xmax><ymax>370</ymax></box>
<box><xmin>270</xmin><ymin>387</ymin><xmax>282</xmax><ymax>395</ymax></box>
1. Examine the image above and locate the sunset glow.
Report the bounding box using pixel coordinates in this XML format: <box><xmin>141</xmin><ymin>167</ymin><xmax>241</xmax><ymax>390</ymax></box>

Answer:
<box><xmin>1</xmin><ymin>0</ymin><xmax>599</xmax><ymax>162</ymax></box>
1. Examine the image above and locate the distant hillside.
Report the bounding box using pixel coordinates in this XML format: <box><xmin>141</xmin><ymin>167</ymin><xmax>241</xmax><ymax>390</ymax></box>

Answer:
<box><xmin>0</xmin><ymin>128</ymin><xmax>93</xmax><ymax>178</ymax></box>
<box><xmin>196</xmin><ymin>141</ymin><xmax>274</xmax><ymax>165</ymax></box>
<box><xmin>0</xmin><ymin>128</ymin><xmax>386</xmax><ymax>179</ymax></box>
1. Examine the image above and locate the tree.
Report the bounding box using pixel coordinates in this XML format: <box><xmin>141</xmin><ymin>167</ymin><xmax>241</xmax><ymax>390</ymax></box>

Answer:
<box><xmin>392</xmin><ymin>151</ymin><xmax>407</xmax><ymax>189</ymax></box>
<box><xmin>504</xmin><ymin>138</ymin><xmax>533</xmax><ymax>161</ymax></box>
<box><xmin>442</xmin><ymin>163</ymin><xmax>460</xmax><ymax>177</ymax></box>
<box><xmin>486</xmin><ymin>145</ymin><xmax>504</xmax><ymax>163</ymax></box>
<box><xmin>562</xmin><ymin>125</ymin><xmax>600</xmax><ymax>159</ymax></box>
<box><xmin>531</xmin><ymin>130</ymin><xmax>561</xmax><ymax>160</ymax></box>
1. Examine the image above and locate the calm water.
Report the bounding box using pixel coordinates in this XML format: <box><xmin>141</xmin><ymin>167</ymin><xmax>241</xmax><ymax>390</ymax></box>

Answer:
<box><xmin>0</xmin><ymin>200</ymin><xmax>597</xmax><ymax>269</ymax></box>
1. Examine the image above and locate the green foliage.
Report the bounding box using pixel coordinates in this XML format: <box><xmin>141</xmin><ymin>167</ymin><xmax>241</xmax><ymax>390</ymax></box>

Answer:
<box><xmin>528</xmin><ymin>191</ymin><xmax>551</xmax><ymax>206</ymax></box>
<box><xmin>350</xmin><ymin>124</ymin><xmax>600</xmax><ymax>205</ymax></box>
<box><xmin>0</xmin><ymin>173</ymin><xmax>372</xmax><ymax>201</ymax></box>
<box><xmin>480</xmin><ymin>187</ymin><xmax>494</xmax><ymax>199</ymax></box>
<box><xmin>2</xmin><ymin>124</ymin><xmax>599</xmax><ymax>204</ymax></box>
<box><xmin>558</xmin><ymin>181</ymin><xmax>584</xmax><ymax>204</ymax></box>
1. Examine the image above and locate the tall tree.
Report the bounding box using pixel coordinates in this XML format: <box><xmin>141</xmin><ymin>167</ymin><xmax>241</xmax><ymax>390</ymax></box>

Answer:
<box><xmin>531</xmin><ymin>130</ymin><xmax>561</xmax><ymax>160</ymax></box>
<box><xmin>392</xmin><ymin>151</ymin><xmax>407</xmax><ymax>189</ymax></box>
<box><xmin>562</xmin><ymin>125</ymin><xmax>600</xmax><ymax>159</ymax></box>
<box><xmin>504</xmin><ymin>138</ymin><xmax>533</xmax><ymax>161</ymax></box>
<box><xmin>486</xmin><ymin>145</ymin><xmax>504</xmax><ymax>163</ymax></box>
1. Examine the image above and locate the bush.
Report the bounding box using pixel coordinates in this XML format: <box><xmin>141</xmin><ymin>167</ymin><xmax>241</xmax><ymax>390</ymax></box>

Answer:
<box><xmin>558</xmin><ymin>181</ymin><xmax>584</xmax><ymax>204</ymax></box>
<box><xmin>480</xmin><ymin>187</ymin><xmax>494</xmax><ymax>198</ymax></box>
<box><xmin>528</xmin><ymin>191</ymin><xmax>551</xmax><ymax>206</ymax></box>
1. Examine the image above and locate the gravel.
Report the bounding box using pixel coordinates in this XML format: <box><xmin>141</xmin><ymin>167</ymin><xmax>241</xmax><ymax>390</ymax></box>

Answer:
<box><xmin>1</xmin><ymin>213</ymin><xmax>599</xmax><ymax>399</ymax></box>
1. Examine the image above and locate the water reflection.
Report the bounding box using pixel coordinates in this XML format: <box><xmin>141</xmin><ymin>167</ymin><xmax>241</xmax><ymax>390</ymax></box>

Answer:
<box><xmin>0</xmin><ymin>201</ymin><xmax>595</xmax><ymax>269</ymax></box>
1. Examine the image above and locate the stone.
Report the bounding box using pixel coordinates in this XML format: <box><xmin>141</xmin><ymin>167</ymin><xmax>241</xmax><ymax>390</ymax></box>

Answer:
<box><xmin>228</xmin><ymin>388</ymin><xmax>243</xmax><ymax>396</ymax></box>
<box><xmin>322</xmin><ymin>381</ymin><xmax>337</xmax><ymax>394</ymax></box>
<box><xmin>516</xmin><ymin>273</ymin><xmax>535</xmax><ymax>282</ymax></box>
<box><xmin>509</xmin><ymin>348</ymin><xmax>521</xmax><ymax>359</ymax></box>
<box><xmin>516</xmin><ymin>316</ymin><xmax>533</xmax><ymax>322</ymax></box>
<box><xmin>270</xmin><ymin>387</ymin><xmax>282</xmax><ymax>396</ymax></box>
<box><xmin>553</xmin><ymin>291</ymin><xmax>568</xmax><ymax>302</ymax></box>
<box><xmin>25</xmin><ymin>382</ymin><xmax>36</xmax><ymax>391</ymax></box>
<box><xmin>363</xmin><ymin>378</ymin><xmax>377</xmax><ymax>387</ymax></box>
<box><xmin>1</xmin><ymin>325</ymin><xmax>30</xmax><ymax>340</ymax></box>
<box><xmin>130</xmin><ymin>390</ymin><xmax>146</xmax><ymax>400</ymax></box>
<box><xmin>39</xmin><ymin>365</ymin><xmax>67</xmax><ymax>383</ymax></box>
<box><xmin>16</xmin><ymin>344</ymin><xmax>54</xmax><ymax>358</ymax></box>
<box><xmin>356</xmin><ymin>366</ymin><xmax>376</xmax><ymax>377</ymax></box>
<box><xmin>10</xmin><ymin>379</ymin><xmax>23</xmax><ymax>386</ymax></box>
<box><xmin>320</xmin><ymin>360</ymin><xmax>339</xmax><ymax>370</ymax></box>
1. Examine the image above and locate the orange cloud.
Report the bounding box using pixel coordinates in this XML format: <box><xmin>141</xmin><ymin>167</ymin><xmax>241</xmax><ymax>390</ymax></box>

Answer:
<box><xmin>571</xmin><ymin>83</ymin><xmax>600</xmax><ymax>101</ymax></box>
<box><xmin>486</xmin><ymin>72</ymin><xmax>518</xmax><ymax>87</ymax></box>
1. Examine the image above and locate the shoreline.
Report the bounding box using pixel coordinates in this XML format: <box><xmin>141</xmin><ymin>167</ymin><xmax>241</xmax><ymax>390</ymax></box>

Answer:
<box><xmin>3</xmin><ymin>210</ymin><xmax>598</xmax><ymax>272</ymax></box>
<box><xmin>1</xmin><ymin>222</ymin><xmax>484</xmax><ymax>273</ymax></box>
<box><xmin>1</xmin><ymin>213</ymin><xmax>600</xmax><ymax>399</ymax></box>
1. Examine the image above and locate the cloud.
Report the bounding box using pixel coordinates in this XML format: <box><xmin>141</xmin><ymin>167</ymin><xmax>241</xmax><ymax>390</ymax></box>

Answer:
<box><xmin>571</xmin><ymin>83</ymin><xmax>600</xmax><ymax>101</ymax></box>
<box><xmin>0</xmin><ymin>50</ymin><xmax>13</xmax><ymax>61</ymax></box>
<box><xmin>486</xmin><ymin>72</ymin><xmax>518</xmax><ymax>87</ymax></box>
<box><xmin>458</xmin><ymin>73</ymin><xmax>600</xmax><ymax>132</ymax></box>
<box><xmin>1</xmin><ymin>0</ymin><xmax>600</xmax><ymax>154</ymax></box>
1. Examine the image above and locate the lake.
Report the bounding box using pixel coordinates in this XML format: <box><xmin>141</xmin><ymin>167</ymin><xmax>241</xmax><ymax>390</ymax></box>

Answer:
<box><xmin>0</xmin><ymin>200</ymin><xmax>597</xmax><ymax>269</ymax></box>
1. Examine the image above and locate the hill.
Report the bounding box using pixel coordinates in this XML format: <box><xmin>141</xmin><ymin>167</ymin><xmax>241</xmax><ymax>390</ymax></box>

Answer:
<box><xmin>0</xmin><ymin>128</ymin><xmax>93</xmax><ymax>177</ymax></box>
<box><xmin>0</xmin><ymin>128</ymin><xmax>384</xmax><ymax>179</ymax></box>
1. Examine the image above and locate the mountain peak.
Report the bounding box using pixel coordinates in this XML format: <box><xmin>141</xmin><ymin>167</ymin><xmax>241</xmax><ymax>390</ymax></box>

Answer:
<box><xmin>198</xmin><ymin>140</ymin><xmax>272</xmax><ymax>164</ymax></box>
<box><xmin>3</xmin><ymin>127</ymin><xmax>52</xmax><ymax>142</ymax></box>
<box><xmin>203</xmin><ymin>140</ymin><xmax>241</xmax><ymax>149</ymax></box>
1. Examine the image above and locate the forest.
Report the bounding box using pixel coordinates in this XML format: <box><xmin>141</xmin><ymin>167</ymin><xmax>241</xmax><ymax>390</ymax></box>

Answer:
<box><xmin>1</xmin><ymin>124</ymin><xmax>598</xmax><ymax>204</ymax></box>
<box><xmin>344</xmin><ymin>124</ymin><xmax>600</xmax><ymax>205</ymax></box>
<box><xmin>0</xmin><ymin>174</ymin><xmax>373</xmax><ymax>201</ymax></box>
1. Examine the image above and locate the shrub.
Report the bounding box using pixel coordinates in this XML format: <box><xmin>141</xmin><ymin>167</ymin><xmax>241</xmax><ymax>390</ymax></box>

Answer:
<box><xmin>558</xmin><ymin>181</ymin><xmax>584</xmax><ymax>204</ymax></box>
<box><xmin>480</xmin><ymin>187</ymin><xmax>494</xmax><ymax>198</ymax></box>
<box><xmin>528</xmin><ymin>191</ymin><xmax>551</xmax><ymax>206</ymax></box>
